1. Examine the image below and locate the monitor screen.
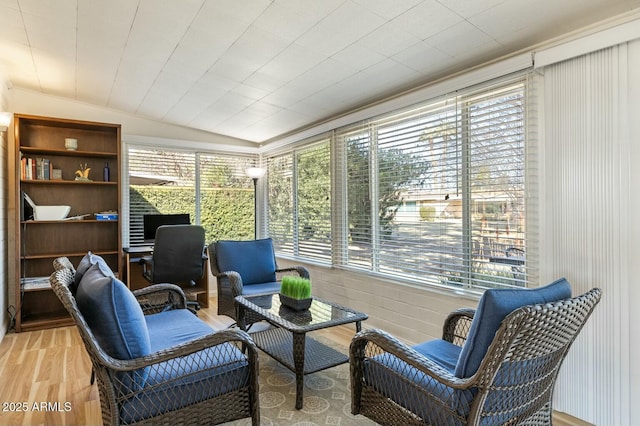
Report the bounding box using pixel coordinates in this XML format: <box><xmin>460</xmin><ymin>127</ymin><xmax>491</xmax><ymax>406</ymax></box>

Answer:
<box><xmin>143</xmin><ymin>213</ymin><xmax>190</xmax><ymax>241</ymax></box>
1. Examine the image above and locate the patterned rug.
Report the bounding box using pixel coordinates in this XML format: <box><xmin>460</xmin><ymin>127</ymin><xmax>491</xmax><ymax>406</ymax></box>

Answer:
<box><xmin>224</xmin><ymin>341</ymin><xmax>377</xmax><ymax>426</ymax></box>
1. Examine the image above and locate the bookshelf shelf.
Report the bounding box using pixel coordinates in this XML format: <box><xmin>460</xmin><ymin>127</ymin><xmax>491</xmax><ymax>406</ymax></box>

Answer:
<box><xmin>10</xmin><ymin>113</ymin><xmax>122</xmax><ymax>332</ymax></box>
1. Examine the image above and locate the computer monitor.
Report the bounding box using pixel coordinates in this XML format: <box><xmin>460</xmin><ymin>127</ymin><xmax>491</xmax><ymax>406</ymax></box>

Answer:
<box><xmin>143</xmin><ymin>213</ymin><xmax>190</xmax><ymax>242</ymax></box>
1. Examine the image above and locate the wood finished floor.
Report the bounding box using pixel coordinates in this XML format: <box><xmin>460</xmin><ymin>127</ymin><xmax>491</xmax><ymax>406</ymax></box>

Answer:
<box><xmin>0</xmin><ymin>297</ymin><xmax>590</xmax><ymax>425</ymax></box>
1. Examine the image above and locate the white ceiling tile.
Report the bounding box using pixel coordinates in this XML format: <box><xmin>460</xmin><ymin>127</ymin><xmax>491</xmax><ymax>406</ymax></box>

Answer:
<box><xmin>233</xmin><ymin>83</ymin><xmax>271</xmax><ymax>102</ymax></box>
<box><xmin>426</xmin><ymin>21</ymin><xmax>500</xmax><ymax>58</ymax></box>
<box><xmin>0</xmin><ymin>6</ymin><xmax>28</xmax><ymax>44</ymax></box>
<box><xmin>3</xmin><ymin>0</ymin><xmax>637</xmax><ymax>142</ymax></box>
<box><xmin>296</xmin><ymin>1</ymin><xmax>387</xmax><ymax>57</ymax></box>
<box><xmin>331</xmin><ymin>41</ymin><xmax>387</xmax><ymax>71</ymax></box>
<box><xmin>243</xmin><ymin>70</ymin><xmax>288</xmax><ymax>94</ymax></box>
<box><xmin>165</xmin><ymin>95</ymin><xmax>210</xmax><ymax>124</ymax></box>
<box><xmin>225</xmin><ymin>25</ymin><xmax>291</xmax><ymax>72</ymax></box>
<box><xmin>259</xmin><ymin>43</ymin><xmax>327</xmax><ymax>85</ymax></box>
<box><xmin>436</xmin><ymin>0</ymin><xmax>508</xmax><ymax>19</ymax></box>
<box><xmin>358</xmin><ymin>21</ymin><xmax>422</xmax><ymax>58</ymax></box>
<box><xmin>392</xmin><ymin>40</ymin><xmax>453</xmax><ymax>72</ymax></box>
<box><xmin>252</xmin><ymin>1</ymin><xmax>323</xmax><ymax>42</ymax></box>
<box><xmin>352</xmin><ymin>0</ymin><xmax>425</xmax><ymax>20</ymax></box>
<box><xmin>392</xmin><ymin>1</ymin><xmax>463</xmax><ymax>40</ymax></box>
<box><xmin>21</xmin><ymin>12</ymin><xmax>76</xmax><ymax>53</ymax></box>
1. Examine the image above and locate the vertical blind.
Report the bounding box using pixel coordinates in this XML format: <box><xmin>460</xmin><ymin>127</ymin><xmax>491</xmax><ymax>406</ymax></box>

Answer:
<box><xmin>543</xmin><ymin>43</ymin><xmax>631</xmax><ymax>425</ymax></box>
<box><xmin>332</xmin><ymin>77</ymin><xmax>531</xmax><ymax>290</ymax></box>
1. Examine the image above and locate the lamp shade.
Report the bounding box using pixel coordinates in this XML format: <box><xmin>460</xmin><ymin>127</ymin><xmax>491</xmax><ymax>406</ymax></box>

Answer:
<box><xmin>0</xmin><ymin>112</ymin><xmax>11</xmax><ymax>132</ymax></box>
<box><xmin>245</xmin><ymin>167</ymin><xmax>266</xmax><ymax>179</ymax></box>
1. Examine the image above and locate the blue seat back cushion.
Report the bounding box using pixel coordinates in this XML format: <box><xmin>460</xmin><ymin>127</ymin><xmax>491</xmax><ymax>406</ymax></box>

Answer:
<box><xmin>215</xmin><ymin>238</ymin><xmax>277</xmax><ymax>285</ymax></box>
<box><xmin>73</xmin><ymin>251</ymin><xmax>114</xmax><ymax>292</ymax></box>
<box><xmin>75</xmin><ymin>263</ymin><xmax>150</xmax><ymax>361</ymax></box>
<box><xmin>454</xmin><ymin>278</ymin><xmax>571</xmax><ymax>378</ymax></box>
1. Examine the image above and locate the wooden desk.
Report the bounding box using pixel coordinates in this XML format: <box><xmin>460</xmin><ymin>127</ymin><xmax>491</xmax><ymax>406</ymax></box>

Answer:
<box><xmin>123</xmin><ymin>246</ymin><xmax>210</xmax><ymax>308</ymax></box>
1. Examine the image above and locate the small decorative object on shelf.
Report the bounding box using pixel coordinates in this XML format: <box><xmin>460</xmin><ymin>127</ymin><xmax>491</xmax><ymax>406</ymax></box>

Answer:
<box><xmin>75</xmin><ymin>163</ymin><xmax>92</xmax><ymax>181</ymax></box>
<box><xmin>95</xmin><ymin>211</ymin><xmax>118</xmax><ymax>221</ymax></box>
<box><xmin>64</xmin><ymin>138</ymin><xmax>78</xmax><ymax>151</ymax></box>
<box><xmin>279</xmin><ymin>275</ymin><xmax>312</xmax><ymax>311</ymax></box>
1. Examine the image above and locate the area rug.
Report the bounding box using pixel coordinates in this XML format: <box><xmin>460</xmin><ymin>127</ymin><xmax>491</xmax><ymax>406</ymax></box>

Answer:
<box><xmin>224</xmin><ymin>340</ymin><xmax>377</xmax><ymax>426</ymax></box>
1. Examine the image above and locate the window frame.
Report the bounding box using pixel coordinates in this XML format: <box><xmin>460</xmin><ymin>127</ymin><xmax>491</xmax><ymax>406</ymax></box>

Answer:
<box><xmin>265</xmin><ymin>74</ymin><xmax>536</xmax><ymax>292</ymax></box>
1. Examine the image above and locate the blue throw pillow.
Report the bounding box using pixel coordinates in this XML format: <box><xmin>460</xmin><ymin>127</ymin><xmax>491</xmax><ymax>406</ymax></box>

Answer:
<box><xmin>215</xmin><ymin>238</ymin><xmax>277</xmax><ymax>285</ymax></box>
<box><xmin>454</xmin><ymin>278</ymin><xmax>572</xmax><ymax>378</ymax></box>
<box><xmin>73</xmin><ymin>251</ymin><xmax>114</xmax><ymax>292</ymax></box>
<box><xmin>76</xmin><ymin>263</ymin><xmax>150</xmax><ymax>361</ymax></box>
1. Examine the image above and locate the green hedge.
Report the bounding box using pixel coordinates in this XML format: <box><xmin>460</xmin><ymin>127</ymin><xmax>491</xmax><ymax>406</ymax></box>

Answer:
<box><xmin>131</xmin><ymin>186</ymin><xmax>254</xmax><ymax>243</ymax></box>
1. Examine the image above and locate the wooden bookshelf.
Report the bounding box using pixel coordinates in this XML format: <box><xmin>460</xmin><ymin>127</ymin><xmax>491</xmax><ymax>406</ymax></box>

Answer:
<box><xmin>9</xmin><ymin>114</ymin><xmax>122</xmax><ymax>332</ymax></box>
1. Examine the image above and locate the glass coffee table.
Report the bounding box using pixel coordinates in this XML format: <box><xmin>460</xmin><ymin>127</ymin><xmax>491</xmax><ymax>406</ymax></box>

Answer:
<box><xmin>235</xmin><ymin>294</ymin><xmax>368</xmax><ymax>409</ymax></box>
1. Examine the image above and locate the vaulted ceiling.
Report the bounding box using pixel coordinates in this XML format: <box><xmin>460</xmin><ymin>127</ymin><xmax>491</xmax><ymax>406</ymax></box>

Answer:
<box><xmin>1</xmin><ymin>0</ymin><xmax>639</xmax><ymax>143</ymax></box>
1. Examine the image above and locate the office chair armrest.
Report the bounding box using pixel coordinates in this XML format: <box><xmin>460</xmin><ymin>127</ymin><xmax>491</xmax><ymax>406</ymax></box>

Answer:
<box><xmin>132</xmin><ymin>283</ymin><xmax>187</xmax><ymax>314</ymax></box>
<box><xmin>442</xmin><ymin>308</ymin><xmax>476</xmax><ymax>346</ymax></box>
<box><xmin>276</xmin><ymin>265</ymin><xmax>310</xmax><ymax>279</ymax></box>
<box><xmin>139</xmin><ymin>255</ymin><xmax>153</xmax><ymax>281</ymax></box>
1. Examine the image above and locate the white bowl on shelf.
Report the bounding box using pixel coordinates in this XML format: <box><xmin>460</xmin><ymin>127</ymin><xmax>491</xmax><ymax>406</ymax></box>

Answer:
<box><xmin>23</xmin><ymin>192</ymin><xmax>71</xmax><ymax>221</ymax></box>
<box><xmin>34</xmin><ymin>205</ymin><xmax>71</xmax><ymax>221</ymax></box>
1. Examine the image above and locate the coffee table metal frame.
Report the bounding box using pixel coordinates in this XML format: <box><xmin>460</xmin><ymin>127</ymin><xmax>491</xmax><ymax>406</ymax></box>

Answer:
<box><xmin>235</xmin><ymin>294</ymin><xmax>368</xmax><ymax>409</ymax></box>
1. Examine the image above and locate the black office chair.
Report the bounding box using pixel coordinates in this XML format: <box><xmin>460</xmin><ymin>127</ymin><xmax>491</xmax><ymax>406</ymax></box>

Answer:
<box><xmin>140</xmin><ymin>225</ymin><xmax>207</xmax><ymax>311</ymax></box>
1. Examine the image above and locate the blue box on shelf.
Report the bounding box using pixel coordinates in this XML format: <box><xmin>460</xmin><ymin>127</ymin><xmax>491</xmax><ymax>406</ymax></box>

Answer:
<box><xmin>95</xmin><ymin>213</ymin><xmax>118</xmax><ymax>221</ymax></box>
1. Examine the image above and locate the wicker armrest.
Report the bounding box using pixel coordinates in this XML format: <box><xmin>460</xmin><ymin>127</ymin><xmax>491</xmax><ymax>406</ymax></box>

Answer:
<box><xmin>350</xmin><ymin>328</ymin><xmax>467</xmax><ymax>389</ymax></box>
<box><xmin>218</xmin><ymin>270</ymin><xmax>244</xmax><ymax>297</ymax></box>
<box><xmin>132</xmin><ymin>283</ymin><xmax>187</xmax><ymax>314</ymax></box>
<box><xmin>442</xmin><ymin>308</ymin><xmax>475</xmax><ymax>346</ymax></box>
<box><xmin>107</xmin><ymin>328</ymin><xmax>258</xmax><ymax>372</ymax></box>
<box><xmin>276</xmin><ymin>265</ymin><xmax>310</xmax><ymax>279</ymax></box>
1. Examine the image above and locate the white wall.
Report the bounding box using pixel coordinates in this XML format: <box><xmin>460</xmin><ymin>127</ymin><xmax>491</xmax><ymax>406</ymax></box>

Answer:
<box><xmin>277</xmin><ymin>259</ymin><xmax>477</xmax><ymax>345</ymax></box>
<box><xmin>9</xmin><ymin>88</ymin><xmax>256</xmax><ymax>149</ymax></box>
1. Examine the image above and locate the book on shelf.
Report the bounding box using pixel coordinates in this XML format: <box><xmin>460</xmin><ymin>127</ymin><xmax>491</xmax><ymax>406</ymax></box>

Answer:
<box><xmin>21</xmin><ymin>156</ymin><xmax>52</xmax><ymax>181</ymax></box>
<box><xmin>20</xmin><ymin>276</ymin><xmax>51</xmax><ymax>290</ymax></box>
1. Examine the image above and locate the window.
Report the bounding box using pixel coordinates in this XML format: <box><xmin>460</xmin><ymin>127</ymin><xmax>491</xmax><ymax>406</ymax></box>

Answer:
<box><xmin>267</xmin><ymin>139</ymin><xmax>331</xmax><ymax>262</ymax></box>
<box><xmin>335</xmin><ymin>79</ymin><xmax>530</xmax><ymax>289</ymax></box>
<box><xmin>126</xmin><ymin>146</ymin><xmax>257</xmax><ymax>246</ymax></box>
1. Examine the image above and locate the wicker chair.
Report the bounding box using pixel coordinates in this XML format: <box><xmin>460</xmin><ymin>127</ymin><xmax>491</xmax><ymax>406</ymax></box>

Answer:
<box><xmin>50</xmin><ymin>256</ymin><xmax>260</xmax><ymax>426</ymax></box>
<box><xmin>209</xmin><ymin>238</ymin><xmax>309</xmax><ymax>322</ymax></box>
<box><xmin>350</xmin><ymin>280</ymin><xmax>601</xmax><ymax>425</ymax></box>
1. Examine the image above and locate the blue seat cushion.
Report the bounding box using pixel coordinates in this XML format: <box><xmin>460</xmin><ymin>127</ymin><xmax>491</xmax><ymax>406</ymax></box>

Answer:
<box><xmin>454</xmin><ymin>278</ymin><xmax>572</xmax><ymax>378</ymax></box>
<box><xmin>145</xmin><ymin>309</ymin><xmax>215</xmax><ymax>352</ymax></box>
<box><xmin>215</xmin><ymin>238</ymin><xmax>277</xmax><ymax>285</ymax></box>
<box><xmin>241</xmin><ymin>281</ymin><xmax>281</xmax><ymax>295</ymax></box>
<box><xmin>365</xmin><ymin>339</ymin><xmax>474</xmax><ymax>425</ymax></box>
<box><xmin>73</xmin><ymin>251</ymin><xmax>114</xmax><ymax>293</ymax></box>
<box><xmin>121</xmin><ymin>309</ymin><xmax>250</xmax><ymax>424</ymax></box>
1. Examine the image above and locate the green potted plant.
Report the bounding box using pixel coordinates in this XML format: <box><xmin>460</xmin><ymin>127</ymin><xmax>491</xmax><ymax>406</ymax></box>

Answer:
<box><xmin>279</xmin><ymin>276</ymin><xmax>312</xmax><ymax>311</ymax></box>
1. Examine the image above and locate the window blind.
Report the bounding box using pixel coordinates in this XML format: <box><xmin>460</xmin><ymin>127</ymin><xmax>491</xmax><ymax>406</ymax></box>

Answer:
<box><xmin>267</xmin><ymin>139</ymin><xmax>331</xmax><ymax>262</ymax></box>
<box><xmin>127</xmin><ymin>146</ymin><xmax>257</xmax><ymax>246</ymax></box>
<box><xmin>128</xmin><ymin>148</ymin><xmax>196</xmax><ymax>247</ymax></box>
<box><xmin>335</xmin><ymin>77</ymin><xmax>530</xmax><ymax>290</ymax></box>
